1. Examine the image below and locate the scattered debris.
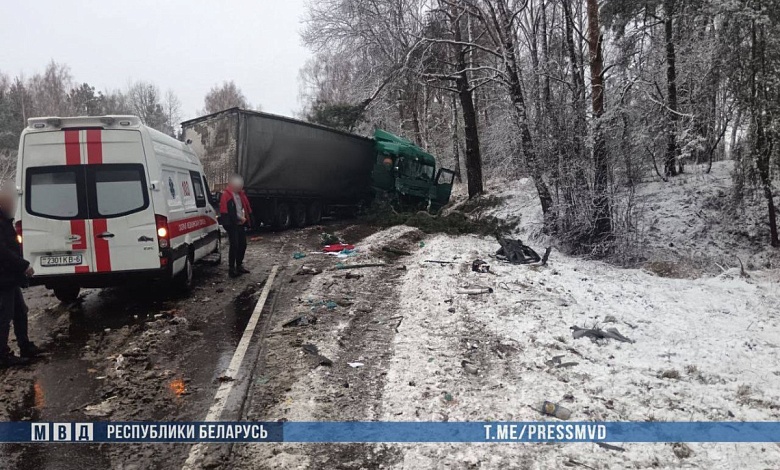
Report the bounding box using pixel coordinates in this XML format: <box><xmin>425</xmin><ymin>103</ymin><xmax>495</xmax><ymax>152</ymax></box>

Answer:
<box><xmin>496</xmin><ymin>237</ymin><xmax>542</xmax><ymax>264</ymax></box>
<box><xmin>321</xmin><ymin>232</ymin><xmax>341</xmax><ymax>245</ymax></box>
<box><xmin>603</xmin><ymin>315</ymin><xmax>618</xmax><ymax>323</ymax></box>
<box><xmin>217</xmin><ymin>375</ymin><xmax>234</xmax><ymax>383</ymax></box>
<box><xmin>84</xmin><ymin>397</ymin><xmax>115</xmax><ymax>418</ymax></box>
<box><xmin>293</xmin><ymin>252</ymin><xmax>307</xmax><ymax>260</ymax></box>
<box><xmin>335</xmin><ymin>262</ymin><xmax>387</xmax><ymax>270</ymax></box>
<box><xmin>283</xmin><ymin>315</ymin><xmax>316</xmax><ymax>328</ymax></box>
<box><xmin>660</xmin><ymin>369</ymin><xmax>681</xmax><ymax>380</ymax></box>
<box><xmin>425</xmin><ymin>260</ymin><xmax>456</xmax><ymax>265</ymax></box>
<box><xmin>461</xmin><ymin>360</ymin><xmax>479</xmax><ymax>375</ymax></box>
<box><xmin>345</xmin><ymin>272</ymin><xmax>363</xmax><ymax>280</ymax></box>
<box><xmin>471</xmin><ymin>259</ymin><xmax>491</xmax><ymax>273</ymax></box>
<box><xmin>571</xmin><ymin>326</ymin><xmax>634</xmax><ymax>343</ymax></box>
<box><xmin>301</xmin><ymin>344</ymin><xmax>333</xmax><ymax>367</ymax></box>
<box><xmin>382</xmin><ymin>246</ymin><xmax>412</xmax><ymax>256</ymax></box>
<box><xmin>347</xmin><ymin>362</ymin><xmax>364</xmax><ymax>368</ymax></box>
<box><xmin>323</xmin><ymin>243</ymin><xmax>355</xmax><ymax>253</ymax></box>
<box><xmin>538</xmin><ymin>401</ymin><xmax>572</xmax><ymax>420</ymax></box>
<box><xmin>457</xmin><ymin>286</ymin><xmax>494</xmax><ymax>295</ymax></box>
<box><xmin>297</xmin><ymin>266</ymin><xmax>322</xmax><ymax>275</ymax></box>
<box><xmin>673</xmin><ymin>442</ymin><xmax>694</xmax><ymax>459</ymax></box>
<box><xmin>596</xmin><ymin>442</ymin><xmax>626</xmax><ymax>452</ymax></box>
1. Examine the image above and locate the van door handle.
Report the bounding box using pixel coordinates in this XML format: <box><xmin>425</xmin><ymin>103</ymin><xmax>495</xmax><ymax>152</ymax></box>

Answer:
<box><xmin>66</xmin><ymin>235</ymin><xmax>82</xmax><ymax>244</ymax></box>
<box><xmin>97</xmin><ymin>232</ymin><xmax>115</xmax><ymax>239</ymax></box>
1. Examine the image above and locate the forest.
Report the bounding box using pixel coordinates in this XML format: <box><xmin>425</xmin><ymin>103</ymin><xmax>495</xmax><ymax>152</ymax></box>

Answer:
<box><xmin>1</xmin><ymin>0</ymin><xmax>778</xmax><ymax>257</ymax></box>
<box><xmin>298</xmin><ymin>0</ymin><xmax>780</xmax><ymax>253</ymax></box>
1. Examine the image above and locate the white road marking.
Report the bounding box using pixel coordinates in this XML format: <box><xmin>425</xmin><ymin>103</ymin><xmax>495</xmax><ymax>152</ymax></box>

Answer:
<box><xmin>182</xmin><ymin>264</ymin><xmax>279</xmax><ymax>469</ymax></box>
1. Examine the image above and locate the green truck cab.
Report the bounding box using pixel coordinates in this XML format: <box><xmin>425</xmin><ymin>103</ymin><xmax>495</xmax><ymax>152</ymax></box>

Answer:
<box><xmin>371</xmin><ymin>129</ymin><xmax>456</xmax><ymax>212</ymax></box>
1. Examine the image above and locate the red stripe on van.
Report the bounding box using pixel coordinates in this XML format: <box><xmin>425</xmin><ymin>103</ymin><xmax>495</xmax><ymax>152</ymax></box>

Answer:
<box><xmin>93</xmin><ymin>219</ymin><xmax>112</xmax><ymax>272</ymax></box>
<box><xmin>86</xmin><ymin>129</ymin><xmax>103</xmax><ymax>164</ymax></box>
<box><xmin>168</xmin><ymin>215</ymin><xmax>218</xmax><ymax>239</ymax></box>
<box><xmin>64</xmin><ymin>130</ymin><xmax>80</xmax><ymax>165</ymax></box>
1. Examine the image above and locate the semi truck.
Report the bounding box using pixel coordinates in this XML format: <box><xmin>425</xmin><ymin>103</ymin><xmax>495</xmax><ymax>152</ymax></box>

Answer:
<box><xmin>181</xmin><ymin>108</ymin><xmax>454</xmax><ymax>229</ymax></box>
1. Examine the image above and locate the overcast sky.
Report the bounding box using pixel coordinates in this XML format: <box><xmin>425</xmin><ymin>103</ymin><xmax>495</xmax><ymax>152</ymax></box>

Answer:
<box><xmin>0</xmin><ymin>0</ymin><xmax>311</xmax><ymax>120</ymax></box>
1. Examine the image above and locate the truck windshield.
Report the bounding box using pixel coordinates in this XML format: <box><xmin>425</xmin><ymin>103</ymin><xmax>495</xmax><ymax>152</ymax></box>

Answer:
<box><xmin>399</xmin><ymin>158</ymin><xmax>434</xmax><ymax>181</ymax></box>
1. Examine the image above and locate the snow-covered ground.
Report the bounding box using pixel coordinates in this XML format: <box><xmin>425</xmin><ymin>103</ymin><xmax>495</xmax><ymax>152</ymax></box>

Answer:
<box><xmin>378</xmin><ymin>165</ymin><xmax>780</xmax><ymax>468</ymax></box>
<box><xmin>381</xmin><ymin>235</ymin><xmax>780</xmax><ymax>468</ymax></box>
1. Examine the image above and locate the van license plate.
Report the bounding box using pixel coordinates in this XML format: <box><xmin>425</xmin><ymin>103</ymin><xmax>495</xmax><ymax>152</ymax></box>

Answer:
<box><xmin>41</xmin><ymin>255</ymin><xmax>83</xmax><ymax>267</ymax></box>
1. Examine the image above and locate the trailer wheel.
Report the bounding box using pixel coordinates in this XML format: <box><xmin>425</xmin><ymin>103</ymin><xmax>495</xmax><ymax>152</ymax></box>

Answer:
<box><xmin>53</xmin><ymin>285</ymin><xmax>80</xmax><ymax>304</ymax></box>
<box><xmin>292</xmin><ymin>202</ymin><xmax>308</xmax><ymax>227</ymax></box>
<box><xmin>307</xmin><ymin>201</ymin><xmax>323</xmax><ymax>225</ymax></box>
<box><xmin>274</xmin><ymin>203</ymin><xmax>292</xmax><ymax>231</ymax></box>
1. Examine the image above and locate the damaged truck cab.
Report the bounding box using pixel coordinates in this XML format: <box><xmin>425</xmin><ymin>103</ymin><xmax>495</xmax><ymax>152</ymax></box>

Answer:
<box><xmin>371</xmin><ymin>129</ymin><xmax>455</xmax><ymax>212</ymax></box>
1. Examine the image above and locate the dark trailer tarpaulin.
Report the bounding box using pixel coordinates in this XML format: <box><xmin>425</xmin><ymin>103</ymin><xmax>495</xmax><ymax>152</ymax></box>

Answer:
<box><xmin>181</xmin><ymin>108</ymin><xmax>376</xmax><ymax>205</ymax></box>
<box><xmin>237</xmin><ymin>111</ymin><xmax>375</xmax><ymax>203</ymax></box>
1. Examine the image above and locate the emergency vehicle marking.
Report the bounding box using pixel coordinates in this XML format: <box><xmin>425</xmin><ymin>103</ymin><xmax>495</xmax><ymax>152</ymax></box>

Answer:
<box><xmin>168</xmin><ymin>215</ymin><xmax>217</xmax><ymax>239</ymax></box>
<box><xmin>64</xmin><ymin>129</ymin><xmax>90</xmax><ymax>273</ymax></box>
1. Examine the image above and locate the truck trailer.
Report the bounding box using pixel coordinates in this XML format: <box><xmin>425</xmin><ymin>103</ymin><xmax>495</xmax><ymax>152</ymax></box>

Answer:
<box><xmin>181</xmin><ymin>108</ymin><xmax>454</xmax><ymax>230</ymax></box>
<box><xmin>181</xmin><ymin>108</ymin><xmax>376</xmax><ymax>229</ymax></box>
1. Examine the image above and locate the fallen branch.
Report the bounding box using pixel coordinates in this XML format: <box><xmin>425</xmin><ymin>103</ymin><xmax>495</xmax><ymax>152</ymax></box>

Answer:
<box><xmin>335</xmin><ymin>263</ymin><xmax>387</xmax><ymax>270</ymax></box>
<box><xmin>425</xmin><ymin>260</ymin><xmax>456</xmax><ymax>265</ymax></box>
<box><xmin>382</xmin><ymin>246</ymin><xmax>412</xmax><ymax>256</ymax></box>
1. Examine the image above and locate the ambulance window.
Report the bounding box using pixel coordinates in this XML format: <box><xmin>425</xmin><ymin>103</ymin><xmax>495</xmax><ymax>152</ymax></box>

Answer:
<box><xmin>90</xmin><ymin>164</ymin><xmax>149</xmax><ymax>218</ymax></box>
<box><xmin>26</xmin><ymin>167</ymin><xmax>84</xmax><ymax>220</ymax></box>
<box><xmin>189</xmin><ymin>171</ymin><xmax>206</xmax><ymax>208</ymax></box>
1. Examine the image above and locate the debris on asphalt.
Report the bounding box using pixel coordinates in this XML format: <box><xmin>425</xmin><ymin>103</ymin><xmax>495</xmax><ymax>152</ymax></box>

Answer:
<box><xmin>217</xmin><ymin>375</ymin><xmax>234</xmax><ymax>382</ymax></box>
<box><xmin>323</xmin><ymin>243</ymin><xmax>355</xmax><ymax>253</ymax></box>
<box><xmin>84</xmin><ymin>397</ymin><xmax>116</xmax><ymax>418</ymax></box>
<box><xmin>425</xmin><ymin>260</ymin><xmax>456</xmax><ymax>265</ymax></box>
<box><xmin>297</xmin><ymin>266</ymin><xmax>322</xmax><ymax>275</ymax></box>
<box><xmin>345</xmin><ymin>272</ymin><xmax>363</xmax><ymax>280</ymax></box>
<box><xmin>293</xmin><ymin>252</ymin><xmax>307</xmax><ymax>259</ymax></box>
<box><xmin>471</xmin><ymin>259</ymin><xmax>491</xmax><ymax>273</ymax></box>
<box><xmin>302</xmin><ymin>343</ymin><xmax>333</xmax><ymax>367</ymax></box>
<box><xmin>347</xmin><ymin>362</ymin><xmax>364</xmax><ymax>368</ymax></box>
<box><xmin>282</xmin><ymin>315</ymin><xmax>316</xmax><ymax>328</ymax></box>
<box><xmin>335</xmin><ymin>262</ymin><xmax>387</xmax><ymax>270</ymax></box>
<box><xmin>320</xmin><ymin>232</ymin><xmax>341</xmax><ymax>245</ymax></box>
<box><xmin>457</xmin><ymin>286</ymin><xmax>494</xmax><ymax>295</ymax></box>
<box><xmin>538</xmin><ymin>400</ymin><xmax>572</xmax><ymax>420</ymax></box>
<box><xmin>571</xmin><ymin>326</ymin><xmax>634</xmax><ymax>343</ymax></box>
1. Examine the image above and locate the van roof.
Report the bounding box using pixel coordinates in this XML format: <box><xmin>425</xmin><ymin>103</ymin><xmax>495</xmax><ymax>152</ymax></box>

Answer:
<box><xmin>26</xmin><ymin>115</ymin><xmax>144</xmax><ymax>132</ymax></box>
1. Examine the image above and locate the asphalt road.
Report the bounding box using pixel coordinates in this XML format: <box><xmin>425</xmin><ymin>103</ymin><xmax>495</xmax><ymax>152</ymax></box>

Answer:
<box><xmin>0</xmin><ymin>221</ymin><xmax>379</xmax><ymax>470</ymax></box>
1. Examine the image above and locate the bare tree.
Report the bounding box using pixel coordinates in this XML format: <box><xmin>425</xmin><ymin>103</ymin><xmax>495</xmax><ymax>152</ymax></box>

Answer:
<box><xmin>202</xmin><ymin>81</ymin><xmax>250</xmax><ymax>114</ymax></box>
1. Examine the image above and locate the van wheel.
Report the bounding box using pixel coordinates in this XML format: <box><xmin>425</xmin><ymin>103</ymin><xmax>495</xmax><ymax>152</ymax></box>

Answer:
<box><xmin>175</xmin><ymin>252</ymin><xmax>194</xmax><ymax>291</ymax></box>
<box><xmin>307</xmin><ymin>201</ymin><xmax>323</xmax><ymax>225</ymax></box>
<box><xmin>274</xmin><ymin>203</ymin><xmax>292</xmax><ymax>231</ymax></box>
<box><xmin>53</xmin><ymin>286</ymin><xmax>80</xmax><ymax>304</ymax></box>
<box><xmin>292</xmin><ymin>202</ymin><xmax>308</xmax><ymax>227</ymax></box>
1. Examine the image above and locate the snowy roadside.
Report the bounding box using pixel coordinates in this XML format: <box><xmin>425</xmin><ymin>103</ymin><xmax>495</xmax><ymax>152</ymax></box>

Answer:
<box><xmin>380</xmin><ymin>233</ymin><xmax>780</xmax><ymax>469</ymax></box>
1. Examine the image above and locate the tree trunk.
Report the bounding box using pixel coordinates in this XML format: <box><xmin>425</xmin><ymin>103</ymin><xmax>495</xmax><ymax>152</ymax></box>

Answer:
<box><xmin>586</xmin><ymin>0</ymin><xmax>612</xmax><ymax>240</ymax></box>
<box><xmin>663</xmin><ymin>0</ymin><xmax>680</xmax><ymax>177</ymax></box>
<box><xmin>451</xmin><ymin>1</ymin><xmax>483</xmax><ymax>198</ymax></box>
<box><xmin>450</xmin><ymin>95</ymin><xmax>463</xmax><ymax>183</ymax></box>
<box><xmin>492</xmin><ymin>0</ymin><xmax>554</xmax><ymax>220</ymax></box>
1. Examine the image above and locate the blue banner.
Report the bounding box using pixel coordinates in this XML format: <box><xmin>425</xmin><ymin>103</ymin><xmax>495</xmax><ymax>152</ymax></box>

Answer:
<box><xmin>2</xmin><ymin>422</ymin><xmax>779</xmax><ymax>444</ymax></box>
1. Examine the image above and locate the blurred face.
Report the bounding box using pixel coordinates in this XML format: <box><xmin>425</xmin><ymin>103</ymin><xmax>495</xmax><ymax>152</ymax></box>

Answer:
<box><xmin>230</xmin><ymin>176</ymin><xmax>244</xmax><ymax>191</ymax></box>
<box><xmin>0</xmin><ymin>185</ymin><xmax>16</xmax><ymax>216</ymax></box>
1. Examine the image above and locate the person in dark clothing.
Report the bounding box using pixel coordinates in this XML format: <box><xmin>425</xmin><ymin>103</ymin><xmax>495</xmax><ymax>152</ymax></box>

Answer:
<box><xmin>219</xmin><ymin>175</ymin><xmax>253</xmax><ymax>278</ymax></box>
<box><xmin>0</xmin><ymin>184</ymin><xmax>43</xmax><ymax>368</ymax></box>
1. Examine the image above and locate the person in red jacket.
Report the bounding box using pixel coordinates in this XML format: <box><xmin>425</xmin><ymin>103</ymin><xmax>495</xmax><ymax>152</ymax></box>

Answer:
<box><xmin>219</xmin><ymin>175</ymin><xmax>253</xmax><ymax>278</ymax></box>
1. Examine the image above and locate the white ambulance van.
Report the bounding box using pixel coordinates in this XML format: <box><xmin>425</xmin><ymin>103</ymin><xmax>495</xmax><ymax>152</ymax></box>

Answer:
<box><xmin>14</xmin><ymin>116</ymin><xmax>221</xmax><ymax>303</ymax></box>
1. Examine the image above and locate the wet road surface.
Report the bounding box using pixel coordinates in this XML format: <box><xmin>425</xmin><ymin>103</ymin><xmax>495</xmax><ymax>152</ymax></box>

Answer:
<box><xmin>0</xmin><ymin>221</ymin><xmax>372</xmax><ymax>470</ymax></box>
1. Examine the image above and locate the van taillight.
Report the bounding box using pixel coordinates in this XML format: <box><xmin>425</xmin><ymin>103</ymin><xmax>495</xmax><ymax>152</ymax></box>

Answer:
<box><xmin>155</xmin><ymin>215</ymin><xmax>169</xmax><ymax>248</ymax></box>
<box><xmin>14</xmin><ymin>221</ymin><xmax>22</xmax><ymax>248</ymax></box>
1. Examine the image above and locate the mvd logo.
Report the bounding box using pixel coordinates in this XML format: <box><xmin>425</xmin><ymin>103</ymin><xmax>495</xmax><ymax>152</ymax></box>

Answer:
<box><xmin>31</xmin><ymin>423</ymin><xmax>94</xmax><ymax>442</ymax></box>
